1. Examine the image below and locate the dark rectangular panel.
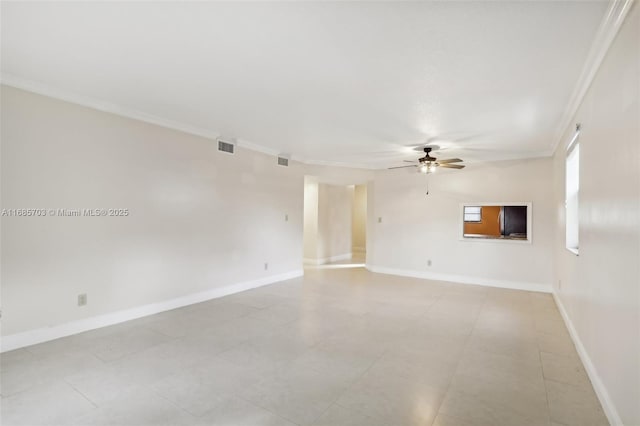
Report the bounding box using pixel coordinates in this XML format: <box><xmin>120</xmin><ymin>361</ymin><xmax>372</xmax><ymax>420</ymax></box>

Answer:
<box><xmin>503</xmin><ymin>206</ymin><xmax>527</xmax><ymax>236</ymax></box>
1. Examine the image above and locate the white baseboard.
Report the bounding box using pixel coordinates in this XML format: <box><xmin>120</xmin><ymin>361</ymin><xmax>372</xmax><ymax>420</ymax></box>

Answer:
<box><xmin>328</xmin><ymin>253</ymin><xmax>353</xmax><ymax>263</ymax></box>
<box><xmin>553</xmin><ymin>292</ymin><xmax>622</xmax><ymax>426</ymax></box>
<box><xmin>366</xmin><ymin>265</ymin><xmax>552</xmax><ymax>293</ymax></box>
<box><xmin>304</xmin><ymin>253</ymin><xmax>352</xmax><ymax>265</ymax></box>
<box><xmin>0</xmin><ymin>269</ymin><xmax>304</xmax><ymax>353</ymax></box>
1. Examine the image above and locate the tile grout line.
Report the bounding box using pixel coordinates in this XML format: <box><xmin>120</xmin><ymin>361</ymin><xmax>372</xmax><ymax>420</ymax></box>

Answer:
<box><xmin>311</xmin><ymin>326</ymin><xmax>395</xmax><ymax>422</ymax></box>
<box><xmin>427</xmin><ymin>290</ymin><xmax>489</xmax><ymax>426</ymax></box>
<box><xmin>149</xmin><ymin>385</ymin><xmax>207</xmax><ymax>420</ymax></box>
<box><xmin>329</xmin><ymin>291</ymin><xmax>449</xmax><ymax>425</ymax></box>
<box><xmin>4</xmin><ymin>271</ymin><xmax>607</xmax><ymax>426</ymax></box>
<box><xmin>533</xmin><ymin>293</ymin><xmax>555</xmax><ymax>426</ymax></box>
<box><xmin>63</xmin><ymin>379</ymin><xmax>99</xmax><ymax>409</ymax></box>
<box><xmin>234</xmin><ymin>394</ymin><xmax>303</xmax><ymax>426</ymax></box>
<box><xmin>322</xmin><ymin>346</ymin><xmax>390</xmax><ymax>424</ymax></box>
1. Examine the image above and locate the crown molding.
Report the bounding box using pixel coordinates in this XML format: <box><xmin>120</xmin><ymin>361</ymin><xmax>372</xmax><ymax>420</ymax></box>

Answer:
<box><xmin>235</xmin><ymin>138</ymin><xmax>280</xmax><ymax>157</ymax></box>
<box><xmin>1</xmin><ymin>73</ymin><xmax>561</xmax><ymax>170</ymax></box>
<box><xmin>0</xmin><ymin>75</ymin><xmax>406</xmax><ymax>170</ymax></box>
<box><xmin>0</xmin><ymin>73</ymin><xmax>227</xmax><ymax>142</ymax></box>
<box><xmin>550</xmin><ymin>0</ymin><xmax>635</xmax><ymax>154</ymax></box>
<box><xmin>301</xmin><ymin>158</ymin><xmax>378</xmax><ymax>170</ymax></box>
<box><xmin>0</xmin><ymin>74</ymin><xmax>302</xmax><ymax>163</ymax></box>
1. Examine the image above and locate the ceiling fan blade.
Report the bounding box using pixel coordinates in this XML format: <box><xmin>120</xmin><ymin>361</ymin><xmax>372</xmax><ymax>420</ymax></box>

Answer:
<box><xmin>403</xmin><ymin>160</ymin><xmax>418</xmax><ymax>163</ymax></box>
<box><xmin>437</xmin><ymin>158</ymin><xmax>463</xmax><ymax>164</ymax></box>
<box><xmin>388</xmin><ymin>165</ymin><xmax>418</xmax><ymax>170</ymax></box>
<box><xmin>439</xmin><ymin>164</ymin><xmax>465</xmax><ymax>169</ymax></box>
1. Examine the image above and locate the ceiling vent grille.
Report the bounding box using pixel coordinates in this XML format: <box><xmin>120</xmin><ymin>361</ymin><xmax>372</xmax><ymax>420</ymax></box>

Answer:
<box><xmin>217</xmin><ymin>140</ymin><xmax>235</xmax><ymax>154</ymax></box>
<box><xmin>277</xmin><ymin>157</ymin><xmax>289</xmax><ymax>167</ymax></box>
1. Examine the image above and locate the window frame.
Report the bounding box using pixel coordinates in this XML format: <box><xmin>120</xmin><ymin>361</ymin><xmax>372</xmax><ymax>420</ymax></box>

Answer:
<box><xmin>463</xmin><ymin>206</ymin><xmax>482</xmax><ymax>223</ymax></box>
<box><xmin>565</xmin><ymin>131</ymin><xmax>580</xmax><ymax>256</ymax></box>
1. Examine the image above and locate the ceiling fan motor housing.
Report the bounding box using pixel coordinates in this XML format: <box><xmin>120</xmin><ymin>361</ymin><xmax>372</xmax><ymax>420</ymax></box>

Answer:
<box><xmin>419</xmin><ymin>147</ymin><xmax>437</xmax><ymax>163</ymax></box>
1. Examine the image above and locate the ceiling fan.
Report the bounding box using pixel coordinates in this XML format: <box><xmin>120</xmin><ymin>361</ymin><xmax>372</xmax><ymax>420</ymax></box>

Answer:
<box><xmin>388</xmin><ymin>146</ymin><xmax>465</xmax><ymax>173</ymax></box>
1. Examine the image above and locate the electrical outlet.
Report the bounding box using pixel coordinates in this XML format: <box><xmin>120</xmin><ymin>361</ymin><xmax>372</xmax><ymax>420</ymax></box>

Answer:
<box><xmin>558</xmin><ymin>279</ymin><xmax>562</xmax><ymax>289</ymax></box>
<box><xmin>264</xmin><ymin>263</ymin><xmax>269</xmax><ymax>271</ymax></box>
<box><xmin>378</xmin><ymin>217</ymin><xmax>382</xmax><ymax>223</ymax></box>
<box><xmin>285</xmin><ymin>214</ymin><xmax>288</xmax><ymax>222</ymax></box>
<box><xmin>427</xmin><ymin>259</ymin><xmax>432</xmax><ymax>267</ymax></box>
<box><xmin>77</xmin><ymin>293</ymin><xmax>87</xmax><ymax>307</ymax></box>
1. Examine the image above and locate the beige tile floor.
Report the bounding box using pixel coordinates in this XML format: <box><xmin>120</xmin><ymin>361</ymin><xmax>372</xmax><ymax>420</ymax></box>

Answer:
<box><xmin>1</xmin><ymin>268</ymin><xmax>608</xmax><ymax>426</ymax></box>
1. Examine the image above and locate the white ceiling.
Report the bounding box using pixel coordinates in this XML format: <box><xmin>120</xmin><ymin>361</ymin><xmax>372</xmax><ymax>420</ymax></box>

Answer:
<box><xmin>1</xmin><ymin>1</ymin><xmax>608</xmax><ymax>168</ymax></box>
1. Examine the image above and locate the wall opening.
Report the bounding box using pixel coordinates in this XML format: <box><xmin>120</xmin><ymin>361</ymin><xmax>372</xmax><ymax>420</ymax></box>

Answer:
<box><xmin>302</xmin><ymin>177</ymin><xmax>366</xmax><ymax>268</ymax></box>
<box><xmin>351</xmin><ymin>184</ymin><xmax>367</xmax><ymax>262</ymax></box>
<box><xmin>303</xmin><ymin>176</ymin><xmax>320</xmax><ymax>264</ymax></box>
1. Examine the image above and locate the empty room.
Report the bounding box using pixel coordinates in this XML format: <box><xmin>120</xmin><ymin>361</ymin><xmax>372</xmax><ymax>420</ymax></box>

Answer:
<box><xmin>1</xmin><ymin>1</ymin><xmax>638</xmax><ymax>426</ymax></box>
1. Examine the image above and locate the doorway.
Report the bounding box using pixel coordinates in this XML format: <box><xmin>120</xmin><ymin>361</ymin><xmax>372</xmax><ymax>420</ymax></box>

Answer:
<box><xmin>302</xmin><ymin>177</ymin><xmax>367</xmax><ymax>268</ymax></box>
<box><xmin>351</xmin><ymin>183</ymin><xmax>367</xmax><ymax>264</ymax></box>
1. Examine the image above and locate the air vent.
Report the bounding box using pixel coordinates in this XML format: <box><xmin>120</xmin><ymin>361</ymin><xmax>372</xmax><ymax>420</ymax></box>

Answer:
<box><xmin>217</xmin><ymin>140</ymin><xmax>235</xmax><ymax>154</ymax></box>
<box><xmin>277</xmin><ymin>157</ymin><xmax>289</xmax><ymax>167</ymax></box>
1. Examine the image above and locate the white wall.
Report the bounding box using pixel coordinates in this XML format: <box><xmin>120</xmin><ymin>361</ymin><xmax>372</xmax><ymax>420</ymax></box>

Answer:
<box><xmin>303</xmin><ymin>176</ymin><xmax>319</xmax><ymax>260</ymax></box>
<box><xmin>1</xmin><ymin>86</ymin><xmax>304</xmax><ymax>340</ymax></box>
<box><xmin>316</xmin><ymin>183</ymin><xmax>353</xmax><ymax>261</ymax></box>
<box><xmin>368</xmin><ymin>158</ymin><xmax>554</xmax><ymax>292</ymax></box>
<box><xmin>551</xmin><ymin>3</ymin><xmax>639</xmax><ymax>424</ymax></box>
<box><xmin>352</xmin><ymin>184</ymin><xmax>367</xmax><ymax>253</ymax></box>
<box><xmin>304</xmin><ymin>164</ymin><xmax>373</xmax><ymax>186</ymax></box>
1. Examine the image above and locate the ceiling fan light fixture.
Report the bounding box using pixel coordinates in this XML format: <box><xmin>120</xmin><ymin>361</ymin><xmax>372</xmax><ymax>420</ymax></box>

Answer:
<box><xmin>387</xmin><ymin>146</ymin><xmax>465</xmax><ymax>173</ymax></box>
